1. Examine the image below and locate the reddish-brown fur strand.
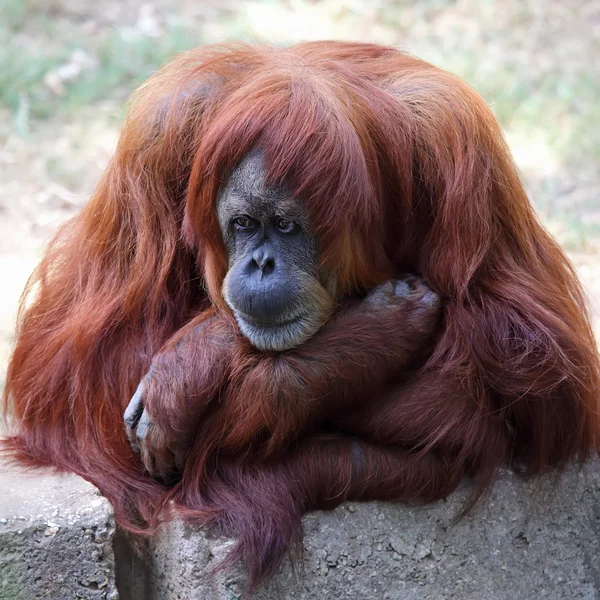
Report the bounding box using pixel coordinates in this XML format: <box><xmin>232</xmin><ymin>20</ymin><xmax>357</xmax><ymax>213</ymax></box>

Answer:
<box><xmin>3</xmin><ymin>41</ymin><xmax>599</xmax><ymax>588</ymax></box>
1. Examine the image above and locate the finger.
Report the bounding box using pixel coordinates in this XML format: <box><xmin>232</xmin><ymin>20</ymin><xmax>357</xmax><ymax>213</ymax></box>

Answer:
<box><xmin>154</xmin><ymin>450</ymin><xmax>180</xmax><ymax>484</ymax></box>
<box><xmin>135</xmin><ymin>408</ymin><xmax>151</xmax><ymax>442</ymax></box>
<box><xmin>124</xmin><ymin>380</ymin><xmax>146</xmax><ymax>436</ymax></box>
<box><xmin>139</xmin><ymin>443</ymin><xmax>156</xmax><ymax>476</ymax></box>
<box><xmin>420</xmin><ymin>290</ymin><xmax>440</xmax><ymax>308</ymax></box>
<box><xmin>132</xmin><ymin>407</ymin><xmax>151</xmax><ymax>461</ymax></box>
<box><xmin>392</xmin><ymin>279</ymin><xmax>412</xmax><ymax>298</ymax></box>
<box><xmin>135</xmin><ymin>409</ymin><xmax>175</xmax><ymax>481</ymax></box>
<box><xmin>136</xmin><ymin>411</ymin><xmax>154</xmax><ymax>474</ymax></box>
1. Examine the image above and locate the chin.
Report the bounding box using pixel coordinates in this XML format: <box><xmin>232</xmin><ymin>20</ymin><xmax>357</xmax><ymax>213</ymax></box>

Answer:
<box><xmin>234</xmin><ymin>311</ymin><xmax>326</xmax><ymax>352</ymax></box>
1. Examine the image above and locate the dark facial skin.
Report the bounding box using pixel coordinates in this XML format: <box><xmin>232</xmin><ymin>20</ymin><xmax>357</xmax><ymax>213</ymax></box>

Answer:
<box><xmin>217</xmin><ymin>151</ymin><xmax>335</xmax><ymax>352</ymax></box>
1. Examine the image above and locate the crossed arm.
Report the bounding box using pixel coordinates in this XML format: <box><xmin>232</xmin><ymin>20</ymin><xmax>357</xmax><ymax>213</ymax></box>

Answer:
<box><xmin>124</xmin><ymin>276</ymin><xmax>446</xmax><ymax>480</ymax></box>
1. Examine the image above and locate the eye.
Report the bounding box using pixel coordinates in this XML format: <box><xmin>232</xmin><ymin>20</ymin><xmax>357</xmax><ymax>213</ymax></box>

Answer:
<box><xmin>275</xmin><ymin>217</ymin><xmax>296</xmax><ymax>233</ymax></box>
<box><xmin>232</xmin><ymin>215</ymin><xmax>256</xmax><ymax>230</ymax></box>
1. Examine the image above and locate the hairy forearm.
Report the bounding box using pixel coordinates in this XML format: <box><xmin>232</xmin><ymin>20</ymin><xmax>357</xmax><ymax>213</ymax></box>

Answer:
<box><xmin>125</xmin><ymin>277</ymin><xmax>440</xmax><ymax>477</ymax></box>
<box><xmin>124</xmin><ymin>310</ymin><xmax>241</xmax><ymax>478</ymax></box>
<box><xmin>218</xmin><ymin>302</ymin><xmax>437</xmax><ymax>452</ymax></box>
<box><xmin>130</xmin><ymin>310</ymin><xmax>235</xmax><ymax>431</ymax></box>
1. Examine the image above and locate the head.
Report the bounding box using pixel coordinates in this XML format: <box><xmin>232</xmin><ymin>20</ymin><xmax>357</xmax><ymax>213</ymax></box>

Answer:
<box><xmin>217</xmin><ymin>150</ymin><xmax>335</xmax><ymax>352</ymax></box>
<box><xmin>178</xmin><ymin>44</ymin><xmax>399</xmax><ymax>352</ymax></box>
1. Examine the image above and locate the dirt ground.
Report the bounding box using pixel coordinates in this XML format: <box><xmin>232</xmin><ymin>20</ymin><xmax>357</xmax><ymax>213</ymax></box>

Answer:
<box><xmin>0</xmin><ymin>104</ymin><xmax>119</xmax><ymax>385</ymax></box>
<box><xmin>1</xmin><ymin>0</ymin><xmax>599</xmax><ymax>391</ymax></box>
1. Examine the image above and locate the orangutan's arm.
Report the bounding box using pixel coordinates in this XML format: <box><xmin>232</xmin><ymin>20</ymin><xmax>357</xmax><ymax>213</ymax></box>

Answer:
<box><xmin>216</xmin><ymin>276</ymin><xmax>441</xmax><ymax>454</ymax></box>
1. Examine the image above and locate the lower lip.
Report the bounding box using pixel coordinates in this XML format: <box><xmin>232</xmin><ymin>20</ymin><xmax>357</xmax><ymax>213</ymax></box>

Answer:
<box><xmin>236</xmin><ymin>312</ymin><xmax>306</xmax><ymax>329</ymax></box>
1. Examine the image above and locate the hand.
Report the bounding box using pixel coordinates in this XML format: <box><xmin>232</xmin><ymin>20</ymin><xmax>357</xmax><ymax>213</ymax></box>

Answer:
<box><xmin>363</xmin><ymin>275</ymin><xmax>441</xmax><ymax>335</ymax></box>
<box><xmin>124</xmin><ymin>367</ymin><xmax>192</xmax><ymax>482</ymax></box>
<box><xmin>123</xmin><ymin>313</ymin><xmax>237</xmax><ymax>481</ymax></box>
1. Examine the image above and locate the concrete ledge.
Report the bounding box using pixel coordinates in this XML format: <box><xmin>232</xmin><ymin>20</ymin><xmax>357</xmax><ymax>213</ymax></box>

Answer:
<box><xmin>2</xmin><ymin>461</ymin><xmax>600</xmax><ymax>599</ymax></box>
<box><xmin>128</xmin><ymin>462</ymin><xmax>600</xmax><ymax>600</ymax></box>
<box><xmin>0</xmin><ymin>465</ymin><xmax>117</xmax><ymax>600</ymax></box>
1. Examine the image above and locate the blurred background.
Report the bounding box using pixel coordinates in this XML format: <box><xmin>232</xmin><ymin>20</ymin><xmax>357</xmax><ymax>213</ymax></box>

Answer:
<box><xmin>0</xmin><ymin>0</ymin><xmax>599</xmax><ymax>390</ymax></box>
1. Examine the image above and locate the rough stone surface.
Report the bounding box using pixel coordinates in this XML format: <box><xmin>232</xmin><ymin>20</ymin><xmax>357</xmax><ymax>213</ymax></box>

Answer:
<box><xmin>0</xmin><ymin>464</ymin><xmax>117</xmax><ymax>600</ymax></box>
<box><xmin>122</xmin><ymin>462</ymin><xmax>600</xmax><ymax>600</ymax></box>
<box><xmin>2</xmin><ymin>461</ymin><xmax>600</xmax><ymax>599</ymax></box>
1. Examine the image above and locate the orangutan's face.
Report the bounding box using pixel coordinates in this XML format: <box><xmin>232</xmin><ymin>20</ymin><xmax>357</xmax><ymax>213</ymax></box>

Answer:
<box><xmin>217</xmin><ymin>151</ymin><xmax>335</xmax><ymax>351</ymax></box>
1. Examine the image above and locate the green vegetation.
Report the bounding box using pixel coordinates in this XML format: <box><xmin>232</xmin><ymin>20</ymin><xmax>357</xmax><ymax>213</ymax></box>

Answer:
<box><xmin>0</xmin><ymin>1</ymin><xmax>202</xmax><ymax>120</ymax></box>
<box><xmin>0</xmin><ymin>0</ymin><xmax>597</xmax><ymax>249</ymax></box>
